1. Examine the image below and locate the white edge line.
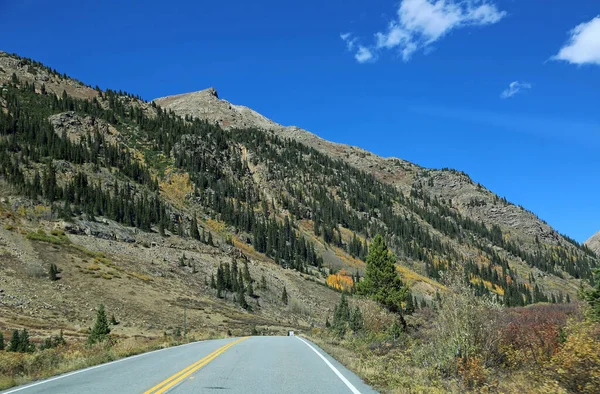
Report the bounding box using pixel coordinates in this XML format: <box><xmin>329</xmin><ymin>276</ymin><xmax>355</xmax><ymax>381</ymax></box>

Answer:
<box><xmin>296</xmin><ymin>336</ymin><xmax>362</xmax><ymax>394</ymax></box>
<box><xmin>1</xmin><ymin>338</ymin><xmax>237</xmax><ymax>394</ymax></box>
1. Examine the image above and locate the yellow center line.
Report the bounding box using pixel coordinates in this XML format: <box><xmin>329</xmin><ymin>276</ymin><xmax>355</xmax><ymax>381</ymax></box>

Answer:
<box><xmin>143</xmin><ymin>337</ymin><xmax>248</xmax><ymax>394</ymax></box>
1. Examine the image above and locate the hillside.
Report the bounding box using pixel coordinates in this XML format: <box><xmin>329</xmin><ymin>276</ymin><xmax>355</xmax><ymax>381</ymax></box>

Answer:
<box><xmin>155</xmin><ymin>88</ymin><xmax>566</xmax><ymax>247</ymax></box>
<box><xmin>0</xmin><ymin>52</ymin><xmax>339</xmax><ymax>343</ymax></box>
<box><xmin>155</xmin><ymin>88</ymin><xmax>597</xmax><ymax>299</ymax></box>
<box><xmin>586</xmin><ymin>231</ymin><xmax>600</xmax><ymax>255</ymax></box>
<box><xmin>0</xmin><ymin>49</ymin><xmax>597</xmax><ymax>340</ymax></box>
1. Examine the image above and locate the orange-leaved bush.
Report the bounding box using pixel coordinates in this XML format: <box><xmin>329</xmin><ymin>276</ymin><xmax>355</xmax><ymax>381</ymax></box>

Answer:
<box><xmin>327</xmin><ymin>269</ymin><xmax>354</xmax><ymax>292</ymax></box>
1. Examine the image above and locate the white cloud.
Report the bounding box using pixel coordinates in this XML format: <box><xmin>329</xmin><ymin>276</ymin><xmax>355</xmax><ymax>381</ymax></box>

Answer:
<box><xmin>355</xmin><ymin>46</ymin><xmax>375</xmax><ymax>63</ymax></box>
<box><xmin>500</xmin><ymin>81</ymin><xmax>531</xmax><ymax>99</ymax></box>
<box><xmin>342</xmin><ymin>0</ymin><xmax>506</xmax><ymax>63</ymax></box>
<box><xmin>341</xmin><ymin>33</ymin><xmax>375</xmax><ymax>62</ymax></box>
<box><xmin>340</xmin><ymin>32</ymin><xmax>356</xmax><ymax>51</ymax></box>
<box><xmin>553</xmin><ymin>16</ymin><xmax>600</xmax><ymax>66</ymax></box>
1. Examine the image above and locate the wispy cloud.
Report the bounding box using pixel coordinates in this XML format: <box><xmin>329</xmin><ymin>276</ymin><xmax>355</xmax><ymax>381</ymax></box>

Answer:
<box><xmin>341</xmin><ymin>33</ymin><xmax>376</xmax><ymax>63</ymax></box>
<box><xmin>341</xmin><ymin>0</ymin><xmax>506</xmax><ymax>63</ymax></box>
<box><xmin>340</xmin><ymin>32</ymin><xmax>356</xmax><ymax>50</ymax></box>
<box><xmin>500</xmin><ymin>81</ymin><xmax>531</xmax><ymax>99</ymax></box>
<box><xmin>552</xmin><ymin>16</ymin><xmax>600</xmax><ymax>66</ymax></box>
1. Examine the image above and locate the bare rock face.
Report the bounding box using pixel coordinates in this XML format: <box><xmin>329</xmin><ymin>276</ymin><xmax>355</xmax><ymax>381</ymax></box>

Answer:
<box><xmin>49</xmin><ymin>111</ymin><xmax>121</xmax><ymax>144</ymax></box>
<box><xmin>586</xmin><ymin>232</ymin><xmax>600</xmax><ymax>255</ymax></box>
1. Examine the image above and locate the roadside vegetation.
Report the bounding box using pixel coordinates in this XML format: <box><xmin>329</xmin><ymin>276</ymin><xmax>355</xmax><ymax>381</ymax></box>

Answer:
<box><xmin>307</xmin><ymin>237</ymin><xmax>600</xmax><ymax>393</ymax></box>
<box><xmin>0</xmin><ymin>304</ymin><xmax>225</xmax><ymax>390</ymax></box>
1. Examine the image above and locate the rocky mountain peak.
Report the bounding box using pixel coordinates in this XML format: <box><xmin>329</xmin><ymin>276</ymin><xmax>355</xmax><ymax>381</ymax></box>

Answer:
<box><xmin>205</xmin><ymin>87</ymin><xmax>219</xmax><ymax>98</ymax></box>
<box><xmin>586</xmin><ymin>231</ymin><xmax>600</xmax><ymax>255</ymax></box>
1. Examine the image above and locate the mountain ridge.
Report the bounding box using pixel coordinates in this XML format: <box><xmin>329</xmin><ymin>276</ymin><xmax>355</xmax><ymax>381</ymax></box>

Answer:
<box><xmin>154</xmin><ymin>88</ymin><xmax>567</xmax><ymax>248</ymax></box>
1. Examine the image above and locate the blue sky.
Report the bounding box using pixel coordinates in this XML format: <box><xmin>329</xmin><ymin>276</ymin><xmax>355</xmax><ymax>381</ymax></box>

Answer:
<box><xmin>1</xmin><ymin>0</ymin><xmax>599</xmax><ymax>242</ymax></box>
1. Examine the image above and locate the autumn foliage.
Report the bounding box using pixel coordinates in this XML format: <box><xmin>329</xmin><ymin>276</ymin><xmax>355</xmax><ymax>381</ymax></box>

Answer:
<box><xmin>327</xmin><ymin>269</ymin><xmax>354</xmax><ymax>292</ymax></box>
<box><xmin>500</xmin><ymin>304</ymin><xmax>578</xmax><ymax>367</ymax></box>
<box><xmin>548</xmin><ymin>321</ymin><xmax>600</xmax><ymax>394</ymax></box>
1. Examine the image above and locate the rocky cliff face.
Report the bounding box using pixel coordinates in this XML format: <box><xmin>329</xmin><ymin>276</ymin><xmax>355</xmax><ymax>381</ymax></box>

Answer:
<box><xmin>586</xmin><ymin>232</ymin><xmax>600</xmax><ymax>255</ymax></box>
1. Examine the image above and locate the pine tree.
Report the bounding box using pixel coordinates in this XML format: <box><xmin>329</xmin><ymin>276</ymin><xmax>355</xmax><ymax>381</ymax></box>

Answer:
<box><xmin>178</xmin><ymin>220</ymin><xmax>184</xmax><ymax>238</ymax></box>
<box><xmin>350</xmin><ymin>306</ymin><xmax>363</xmax><ymax>333</ymax></box>
<box><xmin>243</xmin><ymin>262</ymin><xmax>252</xmax><ymax>284</ymax></box>
<box><xmin>583</xmin><ymin>268</ymin><xmax>600</xmax><ymax>321</ymax></box>
<box><xmin>49</xmin><ymin>263</ymin><xmax>59</xmax><ymax>281</ymax></box>
<box><xmin>0</xmin><ymin>331</ymin><xmax>4</xmax><ymax>351</ymax></box>
<box><xmin>61</xmin><ymin>200</ymin><xmax>73</xmax><ymax>219</ymax></box>
<box><xmin>281</xmin><ymin>286</ymin><xmax>289</xmax><ymax>305</ymax></box>
<box><xmin>210</xmin><ymin>274</ymin><xmax>216</xmax><ymax>289</ymax></box>
<box><xmin>88</xmin><ymin>304</ymin><xmax>111</xmax><ymax>344</ymax></box>
<box><xmin>356</xmin><ymin>234</ymin><xmax>410</xmax><ymax>330</ymax></box>
<box><xmin>237</xmin><ymin>273</ymin><xmax>249</xmax><ymax>310</ymax></box>
<box><xmin>190</xmin><ymin>215</ymin><xmax>201</xmax><ymax>240</ymax></box>
<box><xmin>17</xmin><ymin>329</ymin><xmax>33</xmax><ymax>353</ymax></box>
<box><xmin>231</xmin><ymin>264</ymin><xmax>239</xmax><ymax>292</ymax></box>
<box><xmin>405</xmin><ymin>291</ymin><xmax>415</xmax><ymax>314</ymax></box>
<box><xmin>260</xmin><ymin>275</ymin><xmax>268</xmax><ymax>290</ymax></box>
<box><xmin>159</xmin><ymin>219</ymin><xmax>165</xmax><ymax>236</ymax></box>
<box><xmin>216</xmin><ymin>266</ymin><xmax>225</xmax><ymax>298</ymax></box>
<box><xmin>223</xmin><ymin>263</ymin><xmax>231</xmax><ymax>290</ymax></box>
<box><xmin>7</xmin><ymin>330</ymin><xmax>20</xmax><ymax>352</ymax></box>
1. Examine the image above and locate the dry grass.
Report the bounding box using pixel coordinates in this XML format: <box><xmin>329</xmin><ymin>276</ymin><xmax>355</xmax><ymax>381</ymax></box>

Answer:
<box><xmin>396</xmin><ymin>265</ymin><xmax>446</xmax><ymax>290</ymax></box>
<box><xmin>125</xmin><ymin>271</ymin><xmax>152</xmax><ymax>282</ymax></box>
<box><xmin>232</xmin><ymin>236</ymin><xmax>272</xmax><ymax>263</ymax></box>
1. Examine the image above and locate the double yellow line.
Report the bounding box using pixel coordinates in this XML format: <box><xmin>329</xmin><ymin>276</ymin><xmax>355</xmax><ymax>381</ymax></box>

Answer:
<box><xmin>144</xmin><ymin>337</ymin><xmax>248</xmax><ymax>394</ymax></box>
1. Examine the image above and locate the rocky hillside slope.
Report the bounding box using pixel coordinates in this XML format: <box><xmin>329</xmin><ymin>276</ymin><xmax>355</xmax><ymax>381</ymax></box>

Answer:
<box><xmin>155</xmin><ymin>88</ymin><xmax>597</xmax><ymax>291</ymax></box>
<box><xmin>155</xmin><ymin>89</ymin><xmax>566</xmax><ymax>249</ymax></box>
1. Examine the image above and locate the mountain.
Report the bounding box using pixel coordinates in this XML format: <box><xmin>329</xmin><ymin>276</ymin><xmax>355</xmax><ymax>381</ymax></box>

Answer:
<box><xmin>155</xmin><ymin>89</ymin><xmax>565</xmax><ymax>247</ymax></box>
<box><xmin>155</xmin><ymin>88</ymin><xmax>597</xmax><ymax>291</ymax></box>
<box><xmin>0</xmin><ymin>49</ymin><xmax>597</xmax><ymax>345</ymax></box>
<box><xmin>586</xmin><ymin>231</ymin><xmax>600</xmax><ymax>255</ymax></box>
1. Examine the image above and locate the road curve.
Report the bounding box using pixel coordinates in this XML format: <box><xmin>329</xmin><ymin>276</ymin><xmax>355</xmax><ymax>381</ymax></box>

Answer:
<box><xmin>1</xmin><ymin>336</ymin><xmax>378</xmax><ymax>394</ymax></box>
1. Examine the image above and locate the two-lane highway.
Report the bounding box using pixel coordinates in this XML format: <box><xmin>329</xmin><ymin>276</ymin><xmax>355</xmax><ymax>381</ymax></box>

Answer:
<box><xmin>1</xmin><ymin>336</ymin><xmax>378</xmax><ymax>394</ymax></box>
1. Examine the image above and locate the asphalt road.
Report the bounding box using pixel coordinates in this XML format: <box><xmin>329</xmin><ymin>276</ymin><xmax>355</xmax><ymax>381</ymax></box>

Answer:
<box><xmin>1</xmin><ymin>336</ymin><xmax>378</xmax><ymax>394</ymax></box>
